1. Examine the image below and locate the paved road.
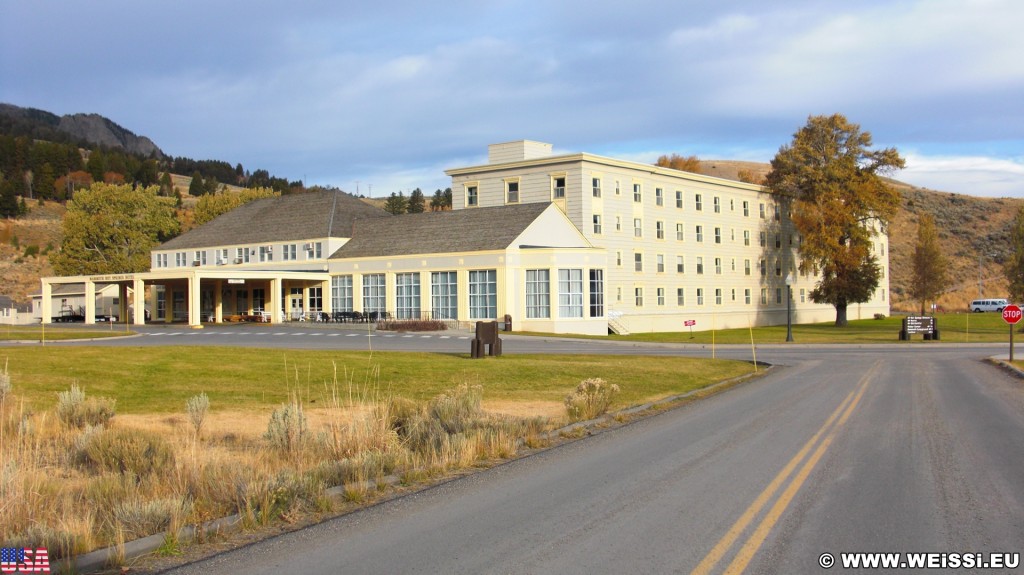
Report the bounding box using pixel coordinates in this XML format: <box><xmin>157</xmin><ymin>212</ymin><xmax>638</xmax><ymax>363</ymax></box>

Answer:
<box><xmin>149</xmin><ymin>341</ymin><xmax>1023</xmax><ymax>574</ymax></box>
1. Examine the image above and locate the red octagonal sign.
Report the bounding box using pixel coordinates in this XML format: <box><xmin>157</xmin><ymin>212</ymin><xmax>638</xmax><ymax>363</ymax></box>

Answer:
<box><xmin>1003</xmin><ymin>304</ymin><xmax>1022</xmax><ymax>324</ymax></box>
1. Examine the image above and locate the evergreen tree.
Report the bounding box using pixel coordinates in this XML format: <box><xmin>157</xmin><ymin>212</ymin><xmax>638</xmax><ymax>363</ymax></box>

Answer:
<box><xmin>0</xmin><ymin>180</ymin><xmax>17</xmax><ymax>217</ymax></box>
<box><xmin>188</xmin><ymin>171</ymin><xmax>205</xmax><ymax>196</ymax></box>
<box><xmin>407</xmin><ymin>188</ymin><xmax>425</xmax><ymax>213</ymax></box>
<box><xmin>430</xmin><ymin>189</ymin><xmax>445</xmax><ymax>211</ymax></box>
<box><xmin>384</xmin><ymin>192</ymin><xmax>408</xmax><ymax>215</ymax></box>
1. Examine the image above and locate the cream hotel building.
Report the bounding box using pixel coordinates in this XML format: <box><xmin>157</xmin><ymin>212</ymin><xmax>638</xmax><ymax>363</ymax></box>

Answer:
<box><xmin>39</xmin><ymin>140</ymin><xmax>890</xmax><ymax>335</ymax></box>
<box><xmin>447</xmin><ymin>140</ymin><xmax>890</xmax><ymax>334</ymax></box>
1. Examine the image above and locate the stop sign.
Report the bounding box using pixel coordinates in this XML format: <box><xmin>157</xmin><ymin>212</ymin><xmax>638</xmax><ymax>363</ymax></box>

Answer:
<box><xmin>1003</xmin><ymin>304</ymin><xmax>1022</xmax><ymax>324</ymax></box>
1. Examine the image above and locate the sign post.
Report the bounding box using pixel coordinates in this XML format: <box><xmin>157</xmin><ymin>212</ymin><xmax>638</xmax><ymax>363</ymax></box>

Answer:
<box><xmin>684</xmin><ymin>319</ymin><xmax>696</xmax><ymax>339</ymax></box>
<box><xmin>1003</xmin><ymin>304</ymin><xmax>1022</xmax><ymax>362</ymax></box>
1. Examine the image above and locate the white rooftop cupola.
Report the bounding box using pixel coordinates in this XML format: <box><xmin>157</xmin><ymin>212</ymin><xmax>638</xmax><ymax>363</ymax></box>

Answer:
<box><xmin>488</xmin><ymin>140</ymin><xmax>553</xmax><ymax>163</ymax></box>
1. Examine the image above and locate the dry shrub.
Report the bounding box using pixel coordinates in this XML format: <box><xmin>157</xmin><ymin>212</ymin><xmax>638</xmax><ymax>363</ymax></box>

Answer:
<box><xmin>265</xmin><ymin>395</ymin><xmax>308</xmax><ymax>456</ymax></box>
<box><xmin>56</xmin><ymin>383</ymin><xmax>116</xmax><ymax>429</ymax></box>
<box><xmin>564</xmin><ymin>378</ymin><xmax>620</xmax><ymax>422</ymax></box>
<box><xmin>375</xmin><ymin>319</ymin><xmax>448</xmax><ymax>332</ymax></box>
<box><xmin>83</xmin><ymin>427</ymin><xmax>175</xmax><ymax>477</ymax></box>
<box><xmin>429</xmin><ymin>383</ymin><xmax>483</xmax><ymax>433</ymax></box>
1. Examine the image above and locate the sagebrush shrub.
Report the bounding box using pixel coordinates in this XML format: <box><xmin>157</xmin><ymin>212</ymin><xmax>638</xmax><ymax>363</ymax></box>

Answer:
<box><xmin>0</xmin><ymin>360</ymin><xmax>11</xmax><ymax>404</ymax></box>
<box><xmin>186</xmin><ymin>392</ymin><xmax>210</xmax><ymax>437</ymax></box>
<box><xmin>83</xmin><ymin>427</ymin><xmax>175</xmax><ymax>477</ymax></box>
<box><xmin>56</xmin><ymin>383</ymin><xmax>116</xmax><ymax>428</ymax></box>
<box><xmin>564</xmin><ymin>378</ymin><xmax>620</xmax><ymax>422</ymax></box>
<box><xmin>429</xmin><ymin>384</ymin><xmax>482</xmax><ymax>433</ymax></box>
<box><xmin>265</xmin><ymin>398</ymin><xmax>308</xmax><ymax>454</ymax></box>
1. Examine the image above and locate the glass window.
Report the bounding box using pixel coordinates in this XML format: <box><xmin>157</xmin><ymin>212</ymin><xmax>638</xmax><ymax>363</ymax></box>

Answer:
<box><xmin>253</xmin><ymin>288</ymin><xmax>266</xmax><ymax>313</ymax></box>
<box><xmin>558</xmin><ymin>269</ymin><xmax>584</xmax><ymax>318</ymax></box>
<box><xmin>745</xmin><ymin>288</ymin><xmax>751</xmax><ymax>304</ymax></box>
<box><xmin>635</xmin><ymin>287</ymin><xmax>644</xmax><ymax>307</ymax></box>
<box><xmin>592</xmin><ymin>177</ymin><xmax>602</xmax><ymax>197</ymax></box>
<box><xmin>309</xmin><ymin>287</ymin><xmax>323</xmax><ymax>313</ymax></box>
<box><xmin>467</xmin><ymin>185</ymin><xmax>478</xmax><ymax>207</ymax></box>
<box><xmin>431</xmin><ymin>271</ymin><xmax>458</xmax><ymax>320</ymax></box>
<box><xmin>695</xmin><ymin>225</ymin><xmax>703</xmax><ymax>242</ymax></box>
<box><xmin>506</xmin><ymin>181</ymin><xmax>519</xmax><ymax>204</ymax></box>
<box><xmin>331</xmin><ymin>275</ymin><xmax>353</xmax><ymax>312</ymax></box>
<box><xmin>677</xmin><ymin>288</ymin><xmax>685</xmax><ymax>306</ymax></box>
<box><xmin>235</xmin><ymin>247</ymin><xmax>249</xmax><ymax>263</ymax></box>
<box><xmin>676</xmin><ymin>223</ymin><xmax>684</xmax><ymax>241</ymax></box>
<box><xmin>695</xmin><ymin>194</ymin><xmax>703</xmax><ymax>211</ymax></box>
<box><xmin>744</xmin><ymin>230</ymin><xmax>750</xmax><ymax>246</ymax></box>
<box><xmin>715</xmin><ymin>288</ymin><xmax>723</xmax><ymax>305</ymax></box>
<box><xmin>282</xmin><ymin>244</ymin><xmax>297</xmax><ymax>261</ymax></box>
<box><xmin>634</xmin><ymin>218</ymin><xmax>643</xmax><ymax>237</ymax></box>
<box><xmin>526</xmin><ymin>269</ymin><xmax>550</xmax><ymax>319</ymax></box>
<box><xmin>396</xmin><ymin>273</ymin><xmax>421</xmax><ymax>319</ymax></box>
<box><xmin>616</xmin><ymin>251</ymin><xmax>622</xmax><ymax>266</ymax></box>
<box><xmin>656</xmin><ymin>221</ymin><xmax>664</xmax><ymax>239</ymax></box>
<box><xmin>633</xmin><ymin>183</ymin><xmax>642</xmax><ymax>202</ymax></box>
<box><xmin>469</xmin><ymin>270</ymin><xmax>497</xmax><ymax>319</ymax></box>
<box><xmin>745</xmin><ymin>259</ymin><xmax>751</xmax><ymax>276</ymax></box>
<box><xmin>677</xmin><ymin>256</ymin><xmax>684</xmax><ymax>273</ymax></box>
<box><xmin>759</xmin><ymin>203</ymin><xmax>766</xmax><ymax>218</ymax></box>
<box><xmin>714</xmin><ymin>227</ymin><xmax>721</xmax><ymax>244</ymax></box>
<box><xmin>715</xmin><ymin>257</ymin><xmax>722</xmax><ymax>274</ymax></box>
<box><xmin>657</xmin><ymin>288</ymin><xmax>665</xmax><ymax>306</ymax></box>
<box><xmin>589</xmin><ymin>269</ymin><xmax>604</xmax><ymax>317</ymax></box>
<box><xmin>634</xmin><ymin>252</ymin><xmax>643</xmax><ymax>272</ymax></box>
<box><xmin>697</xmin><ymin>288</ymin><xmax>704</xmax><ymax>306</ymax></box>
<box><xmin>615</xmin><ymin>216</ymin><xmax>622</xmax><ymax>232</ymax></box>
<box><xmin>696</xmin><ymin>256</ymin><xmax>704</xmax><ymax>275</ymax></box>
<box><xmin>657</xmin><ymin>254</ymin><xmax>665</xmax><ymax>273</ymax></box>
<box><xmin>593</xmin><ymin>214</ymin><xmax>602</xmax><ymax>234</ymax></box>
<box><xmin>553</xmin><ymin>177</ymin><xmax>566</xmax><ymax>199</ymax></box>
<box><xmin>743</xmin><ymin>201</ymin><xmax>749</xmax><ymax>217</ymax></box>
<box><xmin>363</xmin><ymin>273</ymin><xmax>386</xmax><ymax>313</ymax></box>
<box><xmin>655</xmin><ymin>188</ymin><xmax>664</xmax><ymax>206</ymax></box>
<box><xmin>259</xmin><ymin>245</ymin><xmax>273</xmax><ymax>262</ymax></box>
<box><xmin>675</xmin><ymin>190</ymin><xmax>683</xmax><ymax>208</ymax></box>
<box><xmin>714</xmin><ymin>196</ymin><xmax>721</xmax><ymax>213</ymax></box>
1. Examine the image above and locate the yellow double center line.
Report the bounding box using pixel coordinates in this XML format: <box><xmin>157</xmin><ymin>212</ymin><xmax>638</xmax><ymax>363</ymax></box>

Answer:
<box><xmin>692</xmin><ymin>362</ymin><xmax>879</xmax><ymax>575</ymax></box>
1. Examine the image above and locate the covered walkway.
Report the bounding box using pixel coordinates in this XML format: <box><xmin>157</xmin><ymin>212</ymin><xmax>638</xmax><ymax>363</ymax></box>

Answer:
<box><xmin>40</xmin><ymin>270</ymin><xmax>331</xmax><ymax>327</ymax></box>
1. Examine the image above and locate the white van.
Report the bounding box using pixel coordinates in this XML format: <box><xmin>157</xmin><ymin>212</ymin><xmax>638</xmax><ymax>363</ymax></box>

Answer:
<box><xmin>970</xmin><ymin>299</ymin><xmax>1008</xmax><ymax>312</ymax></box>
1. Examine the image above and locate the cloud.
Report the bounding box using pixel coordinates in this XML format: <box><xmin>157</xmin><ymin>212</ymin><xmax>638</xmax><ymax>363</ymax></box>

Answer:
<box><xmin>901</xmin><ymin>153</ymin><xmax>1024</xmax><ymax>197</ymax></box>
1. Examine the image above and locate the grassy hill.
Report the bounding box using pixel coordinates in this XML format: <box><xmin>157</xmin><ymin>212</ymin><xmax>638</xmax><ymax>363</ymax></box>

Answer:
<box><xmin>2</xmin><ymin>168</ymin><xmax>1019</xmax><ymax>314</ymax></box>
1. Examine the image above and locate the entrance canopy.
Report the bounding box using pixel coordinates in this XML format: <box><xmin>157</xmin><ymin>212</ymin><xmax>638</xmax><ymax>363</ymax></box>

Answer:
<box><xmin>40</xmin><ymin>269</ymin><xmax>330</xmax><ymax>327</ymax></box>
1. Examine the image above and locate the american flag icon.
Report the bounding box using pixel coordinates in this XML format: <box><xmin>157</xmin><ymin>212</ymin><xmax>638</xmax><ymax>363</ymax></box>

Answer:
<box><xmin>0</xmin><ymin>548</ymin><xmax>50</xmax><ymax>573</ymax></box>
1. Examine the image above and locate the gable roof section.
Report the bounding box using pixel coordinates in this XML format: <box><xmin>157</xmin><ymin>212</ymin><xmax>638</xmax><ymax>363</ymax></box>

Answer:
<box><xmin>331</xmin><ymin>203</ymin><xmax>566</xmax><ymax>259</ymax></box>
<box><xmin>159</xmin><ymin>189</ymin><xmax>390</xmax><ymax>250</ymax></box>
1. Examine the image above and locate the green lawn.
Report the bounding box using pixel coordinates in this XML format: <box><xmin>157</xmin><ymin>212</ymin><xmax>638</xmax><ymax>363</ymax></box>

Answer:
<box><xmin>0</xmin><ymin>347</ymin><xmax>755</xmax><ymax>414</ymax></box>
<box><xmin>0</xmin><ymin>325</ymin><xmax>132</xmax><ymax>341</ymax></box>
<box><xmin>521</xmin><ymin>312</ymin><xmax>1017</xmax><ymax>345</ymax></box>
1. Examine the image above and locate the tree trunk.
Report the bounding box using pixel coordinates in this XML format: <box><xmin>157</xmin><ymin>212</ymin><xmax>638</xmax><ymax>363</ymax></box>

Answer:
<box><xmin>835</xmin><ymin>303</ymin><xmax>848</xmax><ymax>327</ymax></box>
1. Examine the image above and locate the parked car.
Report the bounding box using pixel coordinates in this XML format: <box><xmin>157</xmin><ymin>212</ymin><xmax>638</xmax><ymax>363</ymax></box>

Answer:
<box><xmin>970</xmin><ymin>298</ymin><xmax>1008</xmax><ymax>312</ymax></box>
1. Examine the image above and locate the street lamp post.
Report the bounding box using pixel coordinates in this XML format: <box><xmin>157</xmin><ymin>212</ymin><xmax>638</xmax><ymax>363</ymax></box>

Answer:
<box><xmin>785</xmin><ymin>273</ymin><xmax>794</xmax><ymax>342</ymax></box>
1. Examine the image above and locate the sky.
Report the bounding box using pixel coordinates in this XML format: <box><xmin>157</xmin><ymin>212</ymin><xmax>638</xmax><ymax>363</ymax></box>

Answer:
<box><xmin>2</xmin><ymin>0</ymin><xmax>1022</xmax><ymax>198</ymax></box>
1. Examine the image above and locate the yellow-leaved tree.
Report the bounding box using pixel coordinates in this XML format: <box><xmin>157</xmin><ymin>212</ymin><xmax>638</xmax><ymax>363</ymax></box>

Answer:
<box><xmin>765</xmin><ymin>114</ymin><xmax>905</xmax><ymax>326</ymax></box>
<box><xmin>51</xmin><ymin>183</ymin><xmax>179</xmax><ymax>275</ymax></box>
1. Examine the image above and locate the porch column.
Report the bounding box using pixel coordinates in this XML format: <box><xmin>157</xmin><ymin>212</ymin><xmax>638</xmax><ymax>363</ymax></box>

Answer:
<box><xmin>322</xmin><ymin>278</ymin><xmax>333</xmax><ymax>315</ymax></box>
<box><xmin>269</xmin><ymin>277</ymin><xmax>282</xmax><ymax>324</ymax></box>
<box><xmin>84</xmin><ymin>280</ymin><xmax>96</xmax><ymax>325</ymax></box>
<box><xmin>214</xmin><ymin>280</ymin><xmax>223</xmax><ymax>323</ymax></box>
<box><xmin>188</xmin><ymin>273</ymin><xmax>202</xmax><ymax>327</ymax></box>
<box><xmin>41</xmin><ymin>280</ymin><xmax>52</xmax><ymax>324</ymax></box>
<box><xmin>133</xmin><ymin>279</ymin><xmax>146</xmax><ymax>325</ymax></box>
<box><xmin>118</xmin><ymin>284</ymin><xmax>129</xmax><ymax>322</ymax></box>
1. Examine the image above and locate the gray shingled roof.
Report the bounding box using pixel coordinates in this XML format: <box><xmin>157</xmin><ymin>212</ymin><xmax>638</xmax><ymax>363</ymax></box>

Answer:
<box><xmin>159</xmin><ymin>189</ymin><xmax>390</xmax><ymax>250</ymax></box>
<box><xmin>331</xmin><ymin>203</ymin><xmax>553</xmax><ymax>259</ymax></box>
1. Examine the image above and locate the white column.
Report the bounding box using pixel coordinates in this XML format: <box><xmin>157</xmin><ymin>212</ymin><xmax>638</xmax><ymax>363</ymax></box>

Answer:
<box><xmin>270</xmin><ymin>277</ymin><xmax>282</xmax><ymax>324</ymax></box>
<box><xmin>133</xmin><ymin>279</ymin><xmax>146</xmax><ymax>325</ymax></box>
<box><xmin>41</xmin><ymin>280</ymin><xmax>52</xmax><ymax>324</ymax></box>
<box><xmin>84</xmin><ymin>280</ymin><xmax>96</xmax><ymax>325</ymax></box>
<box><xmin>214</xmin><ymin>280</ymin><xmax>223</xmax><ymax>323</ymax></box>
<box><xmin>188</xmin><ymin>273</ymin><xmax>202</xmax><ymax>327</ymax></box>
